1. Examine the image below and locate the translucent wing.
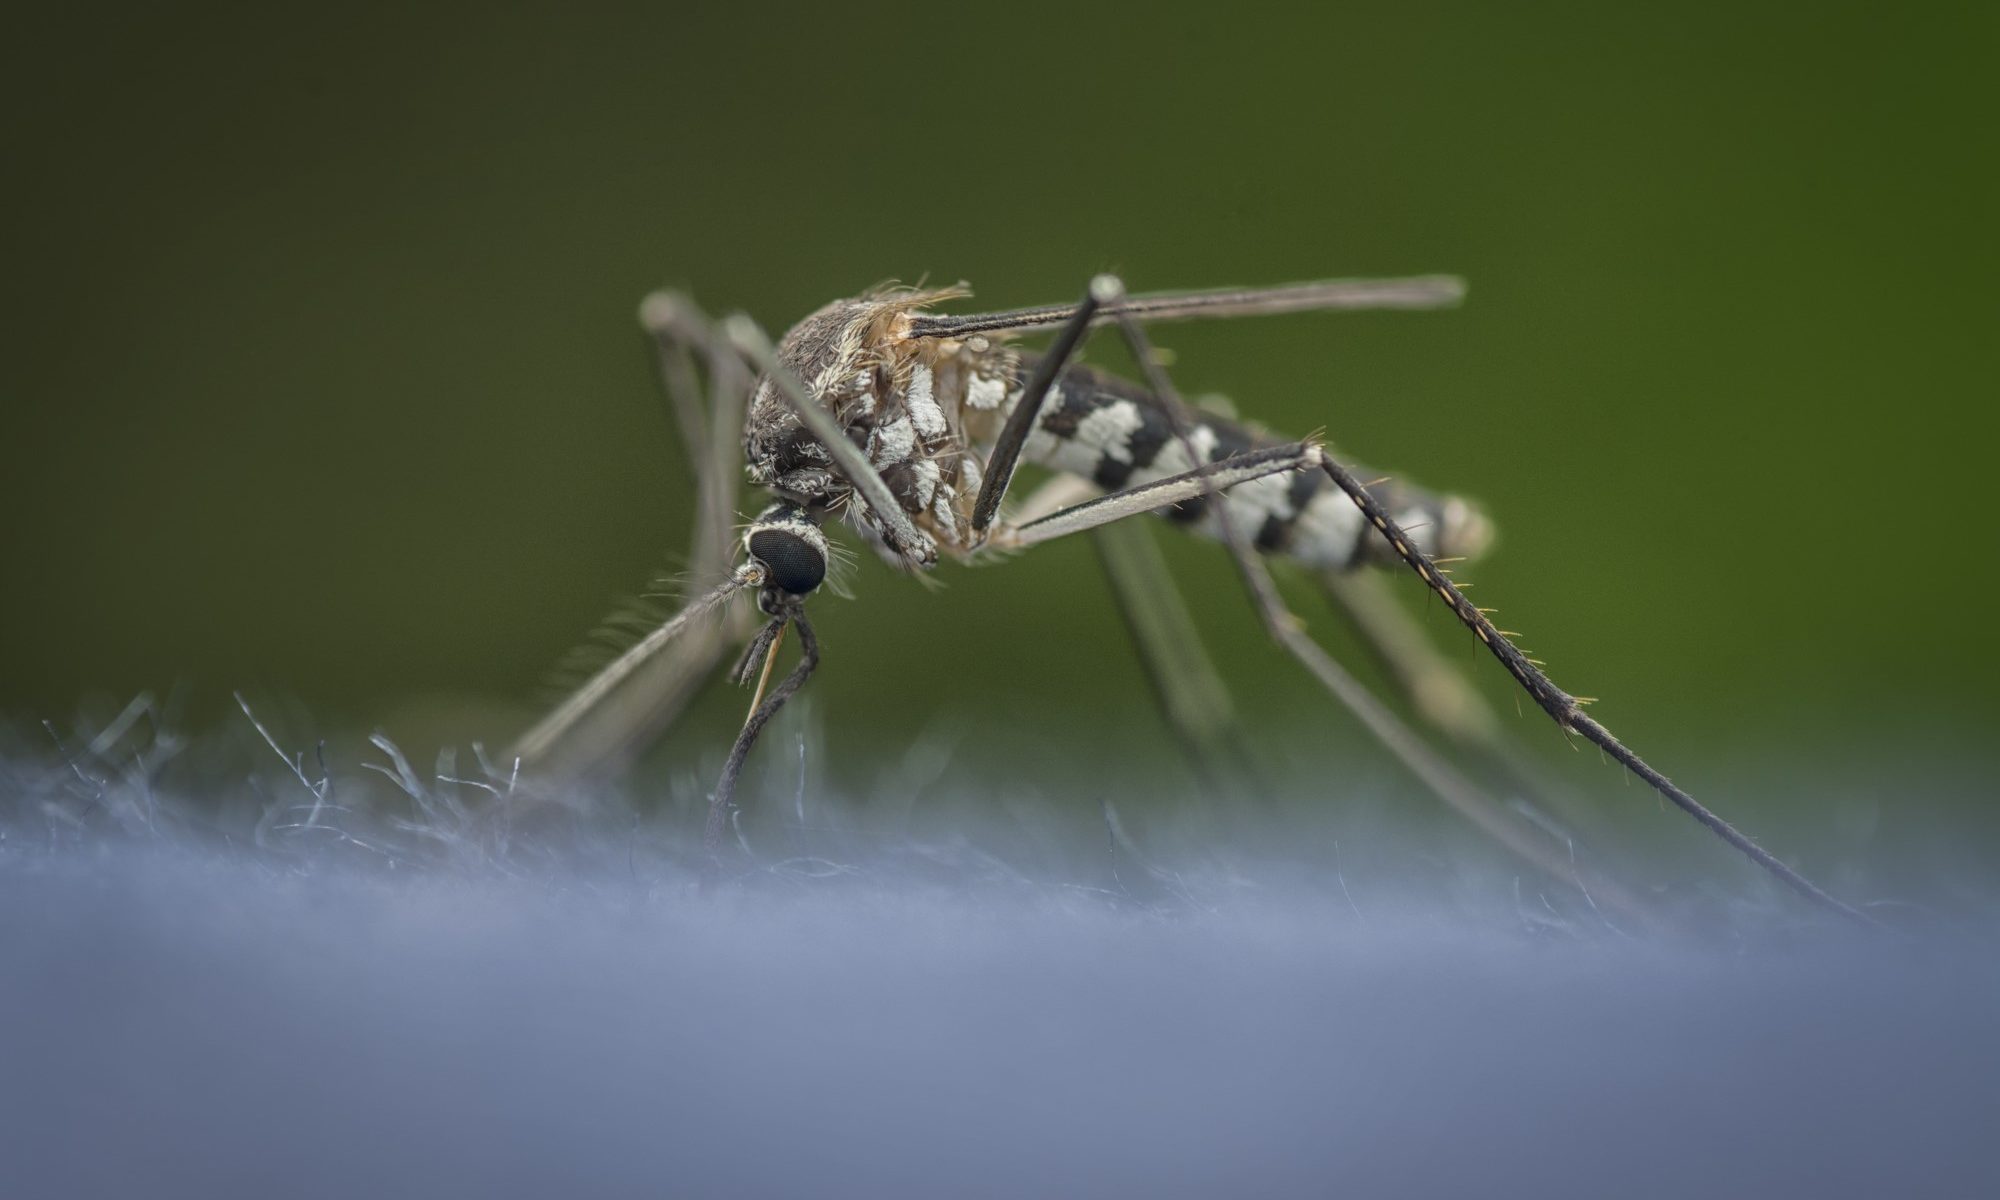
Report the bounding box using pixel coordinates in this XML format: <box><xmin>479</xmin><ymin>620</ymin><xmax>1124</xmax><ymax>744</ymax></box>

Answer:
<box><xmin>905</xmin><ymin>275</ymin><xmax>1465</xmax><ymax>339</ymax></box>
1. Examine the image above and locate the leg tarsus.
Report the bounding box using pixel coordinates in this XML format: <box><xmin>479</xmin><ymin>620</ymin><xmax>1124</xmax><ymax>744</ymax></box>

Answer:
<box><xmin>1320</xmin><ymin>567</ymin><xmax>1612</xmax><ymax>844</ymax></box>
<box><xmin>1314</xmin><ymin>451</ymin><xmax>1877</xmax><ymax>925</ymax></box>
<box><xmin>1104</xmin><ymin>299</ymin><xmax>1668</xmax><ymax>930</ymax></box>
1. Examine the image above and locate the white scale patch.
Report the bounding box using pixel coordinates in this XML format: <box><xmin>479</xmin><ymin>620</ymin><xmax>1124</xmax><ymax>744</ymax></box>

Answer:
<box><xmin>1016</xmin><ymin>384</ymin><xmax>1060</xmax><ymax>469</ymax></box>
<box><xmin>1026</xmin><ymin>391</ymin><xmax>1143</xmax><ymax>481</ymax></box>
<box><xmin>1142</xmin><ymin>425</ymin><xmax>1219</xmax><ymax>477</ymax></box>
<box><xmin>1115</xmin><ymin>423</ymin><xmax>1363</xmax><ymax>567</ymax></box>
<box><xmin>872</xmin><ymin>416</ymin><xmax>916</xmax><ymax>467</ymax></box>
<box><xmin>1224</xmin><ymin>472</ymin><xmax>1297</xmax><ymax>521</ymax></box>
<box><xmin>1287</xmin><ymin>491</ymin><xmax>1367</xmax><ymax>567</ymax></box>
<box><xmin>1074</xmin><ymin>400</ymin><xmax>1144</xmax><ymax>464</ymax></box>
<box><xmin>1183</xmin><ymin>472</ymin><xmax>1291</xmax><ymax>548</ymax></box>
<box><xmin>967</xmin><ymin>373</ymin><xmax>1009</xmax><ymax>411</ymax></box>
<box><xmin>847</xmin><ymin>371</ymin><xmax>877</xmax><ymax>417</ymax></box>
<box><xmin>906</xmin><ymin>365</ymin><xmax>947</xmax><ymax>439</ymax></box>
<box><xmin>909</xmin><ymin>457</ymin><xmax>941</xmax><ymax>508</ymax></box>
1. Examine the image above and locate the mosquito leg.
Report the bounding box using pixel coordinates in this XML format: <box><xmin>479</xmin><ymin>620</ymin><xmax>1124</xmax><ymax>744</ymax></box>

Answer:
<box><xmin>707</xmin><ymin>607</ymin><xmax>820</xmax><ymax>861</ymax></box>
<box><xmin>1090</xmin><ymin>520</ymin><xmax>1262</xmax><ymax>793</ymax></box>
<box><xmin>1313</xmin><ymin>455</ymin><xmax>1876</xmax><ymax>923</ymax></box>
<box><xmin>641</xmin><ymin>293</ymin><xmax>714</xmax><ymax>490</ymax></box>
<box><xmin>1000</xmin><ymin>442</ymin><xmax>1327</xmax><ymax>547</ymax></box>
<box><xmin>1319</xmin><ymin>568</ymin><xmax>1609</xmax><ymax>841</ymax></box>
<box><xmin>513</xmin><ymin>566</ymin><xmax>762</xmax><ymax>769</ymax></box>
<box><xmin>616</xmin><ymin>292</ymin><xmax>762</xmax><ymax>738</ymax></box>
<box><xmin>1035</xmin><ymin>466</ymin><xmax>1257</xmax><ymax>785</ymax></box>
<box><xmin>512</xmin><ymin>297</ymin><xmax>756</xmax><ymax>780</ymax></box>
<box><xmin>968</xmin><ymin>277</ymin><xmax>1114</xmax><ymax>536</ymax></box>
<box><xmin>642</xmin><ymin>291</ymin><xmax>752</xmax><ymax>586</ymax></box>
<box><xmin>1005</xmin><ymin>473</ymin><xmax>1101</xmax><ymax>527</ymax></box>
<box><xmin>651</xmin><ymin>289</ymin><xmax>762</xmax><ymax>672</ymax></box>
<box><xmin>993</xmin><ymin>430</ymin><xmax>1273</xmax><ymax>789</ymax></box>
<box><xmin>1104</xmin><ymin>300</ymin><xmax>1665</xmax><ymax>929</ymax></box>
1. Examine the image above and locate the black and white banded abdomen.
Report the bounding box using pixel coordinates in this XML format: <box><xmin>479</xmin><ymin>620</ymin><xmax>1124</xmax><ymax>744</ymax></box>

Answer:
<box><xmin>1009</xmin><ymin>357</ymin><xmax>1493</xmax><ymax>570</ymax></box>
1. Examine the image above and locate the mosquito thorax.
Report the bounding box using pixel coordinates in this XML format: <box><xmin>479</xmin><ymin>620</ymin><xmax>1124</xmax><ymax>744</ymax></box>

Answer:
<box><xmin>743</xmin><ymin>501</ymin><xmax>829</xmax><ymax>604</ymax></box>
<box><xmin>741</xmin><ymin>296</ymin><xmax>891</xmax><ymax>506</ymax></box>
<box><xmin>738</xmin><ymin>287</ymin><xmax>990</xmax><ymax>569</ymax></box>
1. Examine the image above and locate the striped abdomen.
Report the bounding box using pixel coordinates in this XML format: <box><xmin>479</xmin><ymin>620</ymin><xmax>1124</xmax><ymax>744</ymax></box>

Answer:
<box><xmin>1010</xmin><ymin>356</ymin><xmax>1493</xmax><ymax>570</ymax></box>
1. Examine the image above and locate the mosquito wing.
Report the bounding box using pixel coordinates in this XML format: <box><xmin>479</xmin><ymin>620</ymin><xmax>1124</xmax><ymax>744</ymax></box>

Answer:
<box><xmin>904</xmin><ymin>275</ymin><xmax>1465</xmax><ymax>340</ymax></box>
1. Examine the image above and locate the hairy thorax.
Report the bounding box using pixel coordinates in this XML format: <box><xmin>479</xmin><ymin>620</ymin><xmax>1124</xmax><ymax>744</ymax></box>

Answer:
<box><xmin>743</xmin><ymin>288</ymin><xmax>1017</xmax><ymax>562</ymax></box>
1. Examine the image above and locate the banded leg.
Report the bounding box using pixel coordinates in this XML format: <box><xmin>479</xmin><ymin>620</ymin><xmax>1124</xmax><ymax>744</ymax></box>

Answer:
<box><xmin>1100</xmin><ymin>284</ymin><xmax>1663</xmax><ymax>927</ymax></box>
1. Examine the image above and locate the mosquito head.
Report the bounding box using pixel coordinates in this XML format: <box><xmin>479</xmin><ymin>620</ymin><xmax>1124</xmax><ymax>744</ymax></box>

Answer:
<box><xmin>743</xmin><ymin>501</ymin><xmax>829</xmax><ymax>605</ymax></box>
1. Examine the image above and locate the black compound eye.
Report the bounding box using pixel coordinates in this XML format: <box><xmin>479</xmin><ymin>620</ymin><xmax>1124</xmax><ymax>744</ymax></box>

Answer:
<box><xmin>747</xmin><ymin>529</ymin><xmax>827</xmax><ymax>595</ymax></box>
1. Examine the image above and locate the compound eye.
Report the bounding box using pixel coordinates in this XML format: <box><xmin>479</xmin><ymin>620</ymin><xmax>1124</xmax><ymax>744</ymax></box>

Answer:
<box><xmin>747</xmin><ymin>528</ymin><xmax>827</xmax><ymax>596</ymax></box>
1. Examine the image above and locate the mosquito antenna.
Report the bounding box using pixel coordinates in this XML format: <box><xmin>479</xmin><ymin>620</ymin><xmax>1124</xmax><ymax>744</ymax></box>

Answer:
<box><xmin>707</xmin><ymin>606</ymin><xmax>820</xmax><ymax>858</ymax></box>
<box><xmin>512</xmin><ymin>564</ymin><xmax>761</xmax><ymax>765</ymax></box>
<box><xmin>907</xmin><ymin>276</ymin><xmax>1466</xmax><ymax>340</ymax></box>
<box><xmin>1315</xmin><ymin>457</ymin><xmax>1876</xmax><ymax>924</ymax></box>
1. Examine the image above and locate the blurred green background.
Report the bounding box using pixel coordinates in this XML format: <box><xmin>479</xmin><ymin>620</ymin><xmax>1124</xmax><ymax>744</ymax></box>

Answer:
<box><xmin>4</xmin><ymin>4</ymin><xmax>1992</xmax><ymax>861</ymax></box>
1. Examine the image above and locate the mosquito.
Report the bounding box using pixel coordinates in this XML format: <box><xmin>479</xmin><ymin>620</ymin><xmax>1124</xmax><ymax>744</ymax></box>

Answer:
<box><xmin>512</xmin><ymin>273</ymin><xmax>1869</xmax><ymax>924</ymax></box>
